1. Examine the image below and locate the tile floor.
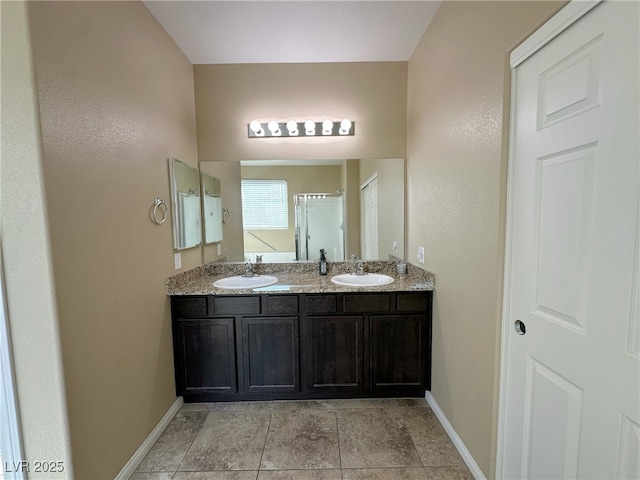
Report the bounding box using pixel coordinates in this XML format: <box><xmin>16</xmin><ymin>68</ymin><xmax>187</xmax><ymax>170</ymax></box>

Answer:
<box><xmin>131</xmin><ymin>398</ymin><xmax>473</xmax><ymax>480</ymax></box>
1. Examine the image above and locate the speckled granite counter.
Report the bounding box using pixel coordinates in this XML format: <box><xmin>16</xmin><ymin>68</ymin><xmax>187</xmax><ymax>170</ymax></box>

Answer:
<box><xmin>167</xmin><ymin>260</ymin><xmax>435</xmax><ymax>295</ymax></box>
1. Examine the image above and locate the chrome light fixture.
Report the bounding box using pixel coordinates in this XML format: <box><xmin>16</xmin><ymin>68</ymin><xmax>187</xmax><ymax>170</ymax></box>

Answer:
<box><xmin>248</xmin><ymin>119</ymin><xmax>354</xmax><ymax>138</ymax></box>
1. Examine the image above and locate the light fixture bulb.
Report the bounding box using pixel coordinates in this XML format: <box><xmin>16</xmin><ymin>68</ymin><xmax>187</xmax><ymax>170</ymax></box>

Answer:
<box><xmin>268</xmin><ymin>120</ymin><xmax>281</xmax><ymax>136</ymax></box>
<box><xmin>305</xmin><ymin>120</ymin><xmax>316</xmax><ymax>136</ymax></box>
<box><xmin>286</xmin><ymin>120</ymin><xmax>298</xmax><ymax>136</ymax></box>
<box><xmin>322</xmin><ymin>120</ymin><xmax>333</xmax><ymax>135</ymax></box>
<box><xmin>339</xmin><ymin>119</ymin><xmax>352</xmax><ymax>135</ymax></box>
<box><xmin>250</xmin><ymin>120</ymin><xmax>264</xmax><ymax>136</ymax></box>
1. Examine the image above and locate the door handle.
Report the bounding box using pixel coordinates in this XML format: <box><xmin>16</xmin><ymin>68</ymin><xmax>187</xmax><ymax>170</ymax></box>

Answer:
<box><xmin>514</xmin><ymin>320</ymin><xmax>526</xmax><ymax>335</ymax></box>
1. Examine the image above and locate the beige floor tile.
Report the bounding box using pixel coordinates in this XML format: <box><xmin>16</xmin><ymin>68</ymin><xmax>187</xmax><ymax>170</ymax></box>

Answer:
<box><xmin>271</xmin><ymin>400</ymin><xmax>335</xmax><ymax>412</ymax></box>
<box><xmin>180</xmin><ymin>403</ymin><xmax>212</xmax><ymax>412</ymax></box>
<box><xmin>136</xmin><ymin>411</ymin><xmax>208</xmax><ymax>473</ymax></box>
<box><xmin>394</xmin><ymin>398</ymin><xmax>428</xmax><ymax>407</ymax></box>
<box><xmin>260</xmin><ymin>410</ymin><xmax>340</xmax><ymax>470</ymax></box>
<box><xmin>256</xmin><ymin>470</ymin><xmax>342</xmax><ymax>480</ymax></box>
<box><xmin>424</xmin><ymin>466</ymin><xmax>474</xmax><ymax>480</ymax></box>
<box><xmin>179</xmin><ymin>410</ymin><xmax>271</xmax><ymax>471</ymax></box>
<box><xmin>399</xmin><ymin>408</ymin><xmax>465</xmax><ymax>467</ymax></box>
<box><xmin>129</xmin><ymin>474</ymin><xmax>174</xmax><ymax>480</ymax></box>
<box><xmin>342</xmin><ymin>467</ymin><xmax>429</xmax><ymax>479</ymax></box>
<box><xmin>338</xmin><ymin>408</ymin><xmax>421</xmax><ymax>468</ymax></box>
<box><xmin>173</xmin><ymin>472</ymin><xmax>258</xmax><ymax>480</ymax></box>
<box><xmin>323</xmin><ymin>398</ymin><xmax>398</xmax><ymax>409</ymax></box>
<box><xmin>208</xmin><ymin>401</ymin><xmax>274</xmax><ymax>412</ymax></box>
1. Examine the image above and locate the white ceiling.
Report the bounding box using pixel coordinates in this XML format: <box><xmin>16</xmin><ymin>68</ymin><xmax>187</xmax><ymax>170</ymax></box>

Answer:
<box><xmin>143</xmin><ymin>1</ymin><xmax>441</xmax><ymax>65</ymax></box>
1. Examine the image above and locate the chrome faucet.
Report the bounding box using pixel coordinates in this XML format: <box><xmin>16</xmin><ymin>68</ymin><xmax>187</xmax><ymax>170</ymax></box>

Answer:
<box><xmin>242</xmin><ymin>260</ymin><xmax>255</xmax><ymax>277</ymax></box>
<box><xmin>350</xmin><ymin>254</ymin><xmax>365</xmax><ymax>275</ymax></box>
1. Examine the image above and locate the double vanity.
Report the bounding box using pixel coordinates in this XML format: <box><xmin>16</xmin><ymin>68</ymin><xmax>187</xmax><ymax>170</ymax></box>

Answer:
<box><xmin>167</xmin><ymin>260</ymin><xmax>434</xmax><ymax>403</ymax></box>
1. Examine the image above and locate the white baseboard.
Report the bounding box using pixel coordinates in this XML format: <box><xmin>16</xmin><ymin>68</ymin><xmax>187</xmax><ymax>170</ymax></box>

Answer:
<box><xmin>425</xmin><ymin>391</ymin><xmax>486</xmax><ymax>480</ymax></box>
<box><xmin>115</xmin><ymin>396</ymin><xmax>184</xmax><ymax>480</ymax></box>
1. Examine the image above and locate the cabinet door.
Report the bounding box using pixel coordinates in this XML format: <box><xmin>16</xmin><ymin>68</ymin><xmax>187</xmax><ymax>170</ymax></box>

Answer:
<box><xmin>370</xmin><ymin>315</ymin><xmax>429</xmax><ymax>393</ymax></box>
<box><xmin>306</xmin><ymin>316</ymin><xmax>364</xmax><ymax>393</ymax></box>
<box><xmin>241</xmin><ymin>317</ymin><xmax>300</xmax><ymax>393</ymax></box>
<box><xmin>175</xmin><ymin>318</ymin><xmax>237</xmax><ymax>395</ymax></box>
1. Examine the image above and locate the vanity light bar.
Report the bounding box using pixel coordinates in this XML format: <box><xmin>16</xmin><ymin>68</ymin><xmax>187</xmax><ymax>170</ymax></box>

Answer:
<box><xmin>248</xmin><ymin>119</ymin><xmax>354</xmax><ymax>138</ymax></box>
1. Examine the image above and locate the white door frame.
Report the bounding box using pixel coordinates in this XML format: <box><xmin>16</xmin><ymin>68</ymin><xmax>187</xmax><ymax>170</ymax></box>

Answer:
<box><xmin>496</xmin><ymin>0</ymin><xmax>602</xmax><ymax>476</ymax></box>
<box><xmin>0</xmin><ymin>250</ymin><xmax>25</xmax><ymax>480</ymax></box>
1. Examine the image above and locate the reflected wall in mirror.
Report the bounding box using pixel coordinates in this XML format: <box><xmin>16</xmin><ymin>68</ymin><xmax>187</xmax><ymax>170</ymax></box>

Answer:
<box><xmin>199</xmin><ymin>158</ymin><xmax>405</xmax><ymax>263</ymax></box>
<box><xmin>201</xmin><ymin>172</ymin><xmax>223</xmax><ymax>244</ymax></box>
<box><xmin>169</xmin><ymin>158</ymin><xmax>202</xmax><ymax>250</ymax></box>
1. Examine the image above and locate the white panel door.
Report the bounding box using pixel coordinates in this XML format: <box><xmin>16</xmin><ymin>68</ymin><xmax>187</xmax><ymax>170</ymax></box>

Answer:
<box><xmin>501</xmin><ymin>1</ymin><xmax>639</xmax><ymax>478</ymax></box>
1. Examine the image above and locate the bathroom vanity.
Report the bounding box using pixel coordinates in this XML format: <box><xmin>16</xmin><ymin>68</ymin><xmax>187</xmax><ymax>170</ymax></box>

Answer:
<box><xmin>168</xmin><ymin>262</ymin><xmax>434</xmax><ymax>403</ymax></box>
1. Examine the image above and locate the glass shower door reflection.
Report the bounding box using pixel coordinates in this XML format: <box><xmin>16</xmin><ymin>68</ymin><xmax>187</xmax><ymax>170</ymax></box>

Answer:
<box><xmin>295</xmin><ymin>194</ymin><xmax>345</xmax><ymax>261</ymax></box>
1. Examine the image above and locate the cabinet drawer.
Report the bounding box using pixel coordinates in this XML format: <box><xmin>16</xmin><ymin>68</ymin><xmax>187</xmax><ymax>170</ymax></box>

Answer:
<box><xmin>214</xmin><ymin>296</ymin><xmax>261</xmax><ymax>315</ymax></box>
<box><xmin>172</xmin><ymin>296</ymin><xmax>210</xmax><ymax>318</ymax></box>
<box><xmin>267</xmin><ymin>295</ymin><xmax>299</xmax><ymax>315</ymax></box>
<box><xmin>343</xmin><ymin>294</ymin><xmax>390</xmax><ymax>313</ymax></box>
<box><xmin>397</xmin><ymin>293</ymin><xmax>430</xmax><ymax>312</ymax></box>
<box><xmin>305</xmin><ymin>295</ymin><xmax>337</xmax><ymax>314</ymax></box>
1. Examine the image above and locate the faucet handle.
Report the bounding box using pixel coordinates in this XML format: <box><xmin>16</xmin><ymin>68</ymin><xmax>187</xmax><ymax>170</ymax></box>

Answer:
<box><xmin>350</xmin><ymin>254</ymin><xmax>358</xmax><ymax>262</ymax></box>
<box><xmin>243</xmin><ymin>260</ymin><xmax>255</xmax><ymax>276</ymax></box>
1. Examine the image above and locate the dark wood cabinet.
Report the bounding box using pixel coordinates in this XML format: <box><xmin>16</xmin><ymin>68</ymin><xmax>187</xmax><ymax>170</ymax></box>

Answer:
<box><xmin>173</xmin><ymin>318</ymin><xmax>237</xmax><ymax>395</ymax></box>
<box><xmin>241</xmin><ymin>316</ymin><xmax>299</xmax><ymax>394</ymax></box>
<box><xmin>171</xmin><ymin>291</ymin><xmax>432</xmax><ymax>402</ymax></box>
<box><xmin>306</xmin><ymin>315</ymin><xmax>364</xmax><ymax>393</ymax></box>
<box><xmin>370</xmin><ymin>314</ymin><xmax>430</xmax><ymax>392</ymax></box>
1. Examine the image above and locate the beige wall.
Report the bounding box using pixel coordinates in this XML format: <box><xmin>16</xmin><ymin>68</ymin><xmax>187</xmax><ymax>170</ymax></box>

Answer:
<box><xmin>406</xmin><ymin>1</ymin><xmax>565</xmax><ymax>477</ymax></box>
<box><xmin>241</xmin><ymin>164</ymin><xmax>343</xmax><ymax>257</ymax></box>
<box><xmin>342</xmin><ymin>160</ymin><xmax>361</xmax><ymax>257</ymax></box>
<box><xmin>359</xmin><ymin>158</ymin><xmax>405</xmax><ymax>260</ymax></box>
<box><xmin>0</xmin><ymin>2</ymin><xmax>73</xmax><ymax>476</ymax></box>
<box><xmin>27</xmin><ymin>1</ymin><xmax>199</xmax><ymax>478</ymax></box>
<box><xmin>194</xmin><ymin>63</ymin><xmax>407</xmax><ymax>162</ymax></box>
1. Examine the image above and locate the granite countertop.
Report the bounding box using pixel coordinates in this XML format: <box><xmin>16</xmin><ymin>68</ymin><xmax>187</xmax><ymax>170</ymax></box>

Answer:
<box><xmin>166</xmin><ymin>260</ymin><xmax>435</xmax><ymax>296</ymax></box>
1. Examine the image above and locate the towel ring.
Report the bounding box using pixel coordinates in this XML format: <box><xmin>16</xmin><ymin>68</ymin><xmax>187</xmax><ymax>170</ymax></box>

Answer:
<box><xmin>152</xmin><ymin>197</ymin><xmax>168</xmax><ymax>225</ymax></box>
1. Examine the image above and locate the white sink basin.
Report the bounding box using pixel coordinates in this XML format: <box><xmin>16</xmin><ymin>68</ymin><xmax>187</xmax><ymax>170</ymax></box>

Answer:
<box><xmin>330</xmin><ymin>273</ymin><xmax>395</xmax><ymax>287</ymax></box>
<box><xmin>213</xmin><ymin>275</ymin><xmax>278</xmax><ymax>289</ymax></box>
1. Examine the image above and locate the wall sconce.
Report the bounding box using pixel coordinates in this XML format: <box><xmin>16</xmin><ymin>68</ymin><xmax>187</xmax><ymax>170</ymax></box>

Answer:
<box><xmin>248</xmin><ymin>119</ymin><xmax>354</xmax><ymax>138</ymax></box>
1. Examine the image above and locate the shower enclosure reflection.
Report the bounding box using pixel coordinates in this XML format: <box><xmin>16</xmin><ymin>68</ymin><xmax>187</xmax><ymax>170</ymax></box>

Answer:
<box><xmin>295</xmin><ymin>193</ymin><xmax>345</xmax><ymax>261</ymax></box>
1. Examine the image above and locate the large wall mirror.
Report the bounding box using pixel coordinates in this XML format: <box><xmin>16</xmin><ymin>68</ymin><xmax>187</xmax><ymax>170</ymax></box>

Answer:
<box><xmin>169</xmin><ymin>158</ymin><xmax>202</xmax><ymax>250</ymax></box>
<box><xmin>199</xmin><ymin>158</ymin><xmax>405</xmax><ymax>264</ymax></box>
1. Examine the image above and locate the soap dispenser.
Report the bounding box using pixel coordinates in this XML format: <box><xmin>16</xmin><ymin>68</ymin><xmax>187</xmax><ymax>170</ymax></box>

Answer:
<box><xmin>319</xmin><ymin>249</ymin><xmax>327</xmax><ymax>275</ymax></box>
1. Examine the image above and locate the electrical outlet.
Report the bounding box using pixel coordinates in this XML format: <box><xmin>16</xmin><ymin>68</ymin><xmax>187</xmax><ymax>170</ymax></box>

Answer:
<box><xmin>217</xmin><ymin>243</ymin><xmax>222</xmax><ymax>256</ymax></box>
<box><xmin>174</xmin><ymin>252</ymin><xmax>182</xmax><ymax>270</ymax></box>
<box><xmin>393</xmin><ymin>240</ymin><xmax>398</xmax><ymax>253</ymax></box>
<box><xmin>417</xmin><ymin>246</ymin><xmax>425</xmax><ymax>264</ymax></box>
